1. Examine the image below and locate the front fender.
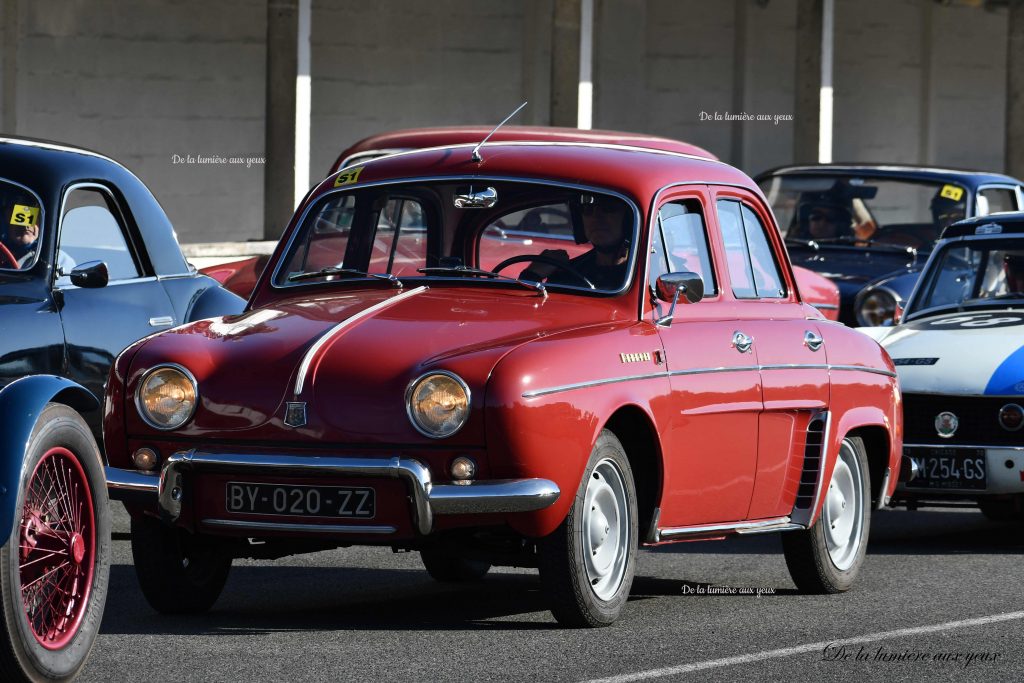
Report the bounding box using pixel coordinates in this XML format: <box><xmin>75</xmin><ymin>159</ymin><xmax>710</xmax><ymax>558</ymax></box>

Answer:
<box><xmin>0</xmin><ymin>376</ymin><xmax>98</xmax><ymax>546</ymax></box>
<box><xmin>184</xmin><ymin>277</ymin><xmax>246</xmax><ymax>323</ymax></box>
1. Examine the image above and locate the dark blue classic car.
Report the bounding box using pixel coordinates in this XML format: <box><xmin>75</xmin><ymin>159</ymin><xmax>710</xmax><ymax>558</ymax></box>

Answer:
<box><xmin>756</xmin><ymin>164</ymin><xmax>1024</xmax><ymax>326</ymax></box>
<box><xmin>0</xmin><ymin>137</ymin><xmax>243</xmax><ymax>680</ymax></box>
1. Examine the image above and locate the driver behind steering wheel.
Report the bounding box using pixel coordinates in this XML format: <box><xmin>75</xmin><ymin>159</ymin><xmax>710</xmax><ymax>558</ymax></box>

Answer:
<box><xmin>1</xmin><ymin>198</ymin><xmax>42</xmax><ymax>268</ymax></box>
<box><xmin>521</xmin><ymin>194</ymin><xmax>630</xmax><ymax>290</ymax></box>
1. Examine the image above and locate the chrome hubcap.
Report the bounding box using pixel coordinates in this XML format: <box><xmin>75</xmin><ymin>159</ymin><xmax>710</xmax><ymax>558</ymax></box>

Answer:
<box><xmin>822</xmin><ymin>439</ymin><xmax>864</xmax><ymax>571</ymax></box>
<box><xmin>582</xmin><ymin>458</ymin><xmax>629</xmax><ymax>601</ymax></box>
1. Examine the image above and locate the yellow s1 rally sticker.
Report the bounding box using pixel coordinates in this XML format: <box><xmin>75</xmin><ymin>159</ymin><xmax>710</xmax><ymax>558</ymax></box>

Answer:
<box><xmin>333</xmin><ymin>166</ymin><xmax>364</xmax><ymax>187</ymax></box>
<box><xmin>10</xmin><ymin>204</ymin><xmax>39</xmax><ymax>226</ymax></box>
<box><xmin>939</xmin><ymin>184</ymin><xmax>964</xmax><ymax>202</ymax></box>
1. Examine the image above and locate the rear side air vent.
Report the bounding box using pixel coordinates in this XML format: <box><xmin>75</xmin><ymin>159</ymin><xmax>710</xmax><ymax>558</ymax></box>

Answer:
<box><xmin>795</xmin><ymin>412</ymin><xmax>827</xmax><ymax>511</ymax></box>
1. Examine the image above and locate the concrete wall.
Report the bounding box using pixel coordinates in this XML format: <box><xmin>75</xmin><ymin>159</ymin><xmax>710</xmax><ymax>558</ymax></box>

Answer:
<box><xmin>308</xmin><ymin>0</ymin><xmax>530</xmax><ymax>179</ymax></box>
<box><xmin>5</xmin><ymin>0</ymin><xmax>266</xmax><ymax>243</ymax></box>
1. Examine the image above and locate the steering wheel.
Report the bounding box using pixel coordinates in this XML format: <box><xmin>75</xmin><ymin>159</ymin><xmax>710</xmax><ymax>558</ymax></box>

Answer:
<box><xmin>493</xmin><ymin>254</ymin><xmax>595</xmax><ymax>289</ymax></box>
<box><xmin>0</xmin><ymin>242</ymin><xmax>18</xmax><ymax>270</ymax></box>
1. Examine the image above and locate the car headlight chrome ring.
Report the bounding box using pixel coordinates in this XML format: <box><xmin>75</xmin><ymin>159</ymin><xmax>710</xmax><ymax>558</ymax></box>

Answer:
<box><xmin>406</xmin><ymin>371</ymin><xmax>471</xmax><ymax>439</ymax></box>
<box><xmin>857</xmin><ymin>288</ymin><xmax>898</xmax><ymax>327</ymax></box>
<box><xmin>136</xmin><ymin>364</ymin><xmax>199</xmax><ymax>431</ymax></box>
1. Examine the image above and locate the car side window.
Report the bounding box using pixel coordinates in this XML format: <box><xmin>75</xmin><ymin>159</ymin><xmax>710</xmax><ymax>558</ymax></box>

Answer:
<box><xmin>716</xmin><ymin>199</ymin><xmax>785</xmax><ymax>299</ymax></box>
<box><xmin>369</xmin><ymin>197</ymin><xmax>427</xmax><ymax>276</ymax></box>
<box><xmin>58</xmin><ymin>187</ymin><xmax>139</xmax><ymax>284</ymax></box>
<box><xmin>977</xmin><ymin>188</ymin><xmax>1018</xmax><ymax>215</ymax></box>
<box><xmin>655</xmin><ymin>199</ymin><xmax>716</xmax><ymax>296</ymax></box>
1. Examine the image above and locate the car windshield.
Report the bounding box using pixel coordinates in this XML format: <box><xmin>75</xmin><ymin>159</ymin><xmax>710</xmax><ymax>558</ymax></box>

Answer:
<box><xmin>911</xmin><ymin>238</ymin><xmax>1024</xmax><ymax>316</ymax></box>
<box><xmin>274</xmin><ymin>179</ymin><xmax>638</xmax><ymax>294</ymax></box>
<box><xmin>0</xmin><ymin>179</ymin><xmax>44</xmax><ymax>271</ymax></box>
<box><xmin>758</xmin><ymin>174</ymin><xmax>967</xmax><ymax>251</ymax></box>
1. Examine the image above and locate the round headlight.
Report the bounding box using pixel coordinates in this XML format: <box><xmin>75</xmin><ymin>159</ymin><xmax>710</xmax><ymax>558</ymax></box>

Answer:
<box><xmin>858</xmin><ymin>290</ymin><xmax>897</xmax><ymax>327</ymax></box>
<box><xmin>137</xmin><ymin>365</ymin><xmax>198</xmax><ymax>430</ymax></box>
<box><xmin>999</xmin><ymin>403</ymin><xmax>1024</xmax><ymax>431</ymax></box>
<box><xmin>406</xmin><ymin>372</ymin><xmax>470</xmax><ymax>438</ymax></box>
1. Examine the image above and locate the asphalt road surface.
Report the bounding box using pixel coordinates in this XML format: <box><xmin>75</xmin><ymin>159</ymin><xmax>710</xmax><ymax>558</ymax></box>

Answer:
<box><xmin>80</xmin><ymin>506</ymin><xmax>1023</xmax><ymax>682</ymax></box>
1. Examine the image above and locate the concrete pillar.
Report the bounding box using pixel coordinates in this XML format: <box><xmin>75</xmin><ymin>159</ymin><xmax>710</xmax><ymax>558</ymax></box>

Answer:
<box><xmin>551</xmin><ymin>0</ymin><xmax>581</xmax><ymax>127</ymax></box>
<box><xmin>1</xmin><ymin>0</ymin><xmax>21</xmax><ymax>134</ymax></box>
<box><xmin>593</xmin><ymin>0</ymin><xmax>645</xmax><ymax>132</ymax></box>
<box><xmin>264</xmin><ymin>0</ymin><xmax>298</xmax><ymax>240</ymax></box>
<box><xmin>793</xmin><ymin>0</ymin><xmax>822</xmax><ymax>164</ymax></box>
<box><xmin>731</xmin><ymin>0</ymin><xmax>748</xmax><ymax>168</ymax></box>
<box><xmin>1008</xmin><ymin>0</ymin><xmax>1024</xmax><ymax>177</ymax></box>
<box><xmin>522</xmin><ymin>0</ymin><xmax>554</xmax><ymax>125</ymax></box>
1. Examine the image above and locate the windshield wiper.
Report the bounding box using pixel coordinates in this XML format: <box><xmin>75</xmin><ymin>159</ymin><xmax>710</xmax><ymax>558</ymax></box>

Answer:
<box><xmin>287</xmin><ymin>267</ymin><xmax>402</xmax><ymax>287</ymax></box>
<box><xmin>417</xmin><ymin>266</ymin><xmax>546</xmax><ymax>296</ymax></box>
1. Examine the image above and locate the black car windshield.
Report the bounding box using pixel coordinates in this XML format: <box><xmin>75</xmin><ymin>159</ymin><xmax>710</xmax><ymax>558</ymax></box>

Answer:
<box><xmin>758</xmin><ymin>174</ymin><xmax>967</xmax><ymax>251</ymax></box>
<box><xmin>911</xmin><ymin>238</ymin><xmax>1024</xmax><ymax>317</ymax></box>
<box><xmin>0</xmin><ymin>179</ymin><xmax>44</xmax><ymax>271</ymax></box>
<box><xmin>274</xmin><ymin>179</ymin><xmax>638</xmax><ymax>294</ymax></box>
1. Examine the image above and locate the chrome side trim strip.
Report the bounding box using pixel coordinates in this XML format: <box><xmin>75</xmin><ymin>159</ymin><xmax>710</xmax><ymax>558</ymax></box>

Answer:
<box><xmin>523</xmin><ymin>363</ymin><xmax>891</xmax><ymax>398</ymax></box>
<box><xmin>905</xmin><ymin>443</ymin><xmax>1024</xmax><ymax>452</ymax></box>
<box><xmin>829</xmin><ymin>364</ymin><xmax>898</xmax><ymax>378</ymax></box>
<box><xmin>294</xmin><ymin>286</ymin><xmax>428</xmax><ymax>395</ymax></box>
<box><xmin>658</xmin><ymin>516</ymin><xmax>800</xmax><ymax>540</ymax></box>
<box><xmin>522</xmin><ymin>371</ymin><xmax>669</xmax><ymax>398</ymax></box>
<box><xmin>812</xmin><ymin>303</ymin><xmax>839</xmax><ymax>310</ymax></box>
<box><xmin>201</xmin><ymin>519</ymin><xmax>397</xmax><ymax>535</ymax></box>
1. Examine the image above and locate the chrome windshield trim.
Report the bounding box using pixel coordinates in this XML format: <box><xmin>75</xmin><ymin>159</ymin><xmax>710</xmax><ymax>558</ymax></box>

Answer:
<box><xmin>271</xmin><ymin>175</ymin><xmax>642</xmax><ymax>300</ymax></box>
<box><xmin>294</xmin><ymin>285</ymin><xmax>428</xmax><ymax>396</ymax></box>
<box><xmin>201</xmin><ymin>519</ymin><xmax>398</xmax><ymax>535</ymax></box>
<box><xmin>905</xmin><ymin>443</ymin><xmax>1024</xmax><ymax>452</ymax></box>
<box><xmin>523</xmin><ymin>363</ymin><xmax>888</xmax><ymax>398</ymax></box>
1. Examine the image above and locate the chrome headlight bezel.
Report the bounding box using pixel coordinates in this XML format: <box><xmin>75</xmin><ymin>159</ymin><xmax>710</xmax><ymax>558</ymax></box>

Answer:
<box><xmin>856</xmin><ymin>287</ymin><xmax>899</xmax><ymax>327</ymax></box>
<box><xmin>405</xmin><ymin>371</ymin><xmax>471</xmax><ymax>439</ymax></box>
<box><xmin>135</xmin><ymin>363</ymin><xmax>199</xmax><ymax>431</ymax></box>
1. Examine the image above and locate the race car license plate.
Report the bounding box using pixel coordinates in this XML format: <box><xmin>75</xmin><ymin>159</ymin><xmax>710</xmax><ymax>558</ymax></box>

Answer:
<box><xmin>904</xmin><ymin>448</ymin><xmax>986</xmax><ymax>490</ymax></box>
<box><xmin>226</xmin><ymin>482</ymin><xmax>375</xmax><ymax>518</ymax></box>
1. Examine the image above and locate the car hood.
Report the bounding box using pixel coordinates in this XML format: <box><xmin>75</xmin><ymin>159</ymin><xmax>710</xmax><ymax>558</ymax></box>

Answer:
<box><xmin>128</xmin><ymin>286</ymin><xmax>622</xmax><ymax>442</ymax></box>
<box><xmin>861</xmin><ymin>310</ymin><xmax>1024</xmax><ymax>395</ymax></box>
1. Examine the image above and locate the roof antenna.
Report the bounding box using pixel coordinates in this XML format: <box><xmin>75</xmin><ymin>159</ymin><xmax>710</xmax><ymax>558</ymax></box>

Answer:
<box><xmin>471</xmin><ymin>101</ymin><xmax>528</xmax><ymax>163</ymax></box>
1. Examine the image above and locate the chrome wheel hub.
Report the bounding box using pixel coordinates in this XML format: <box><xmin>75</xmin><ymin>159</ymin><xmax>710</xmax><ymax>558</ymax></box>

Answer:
<box><xmin>582</xmin><ymin>458</ymin><xmax>630</xmax><ymax>601</ymax></box>
<box><xmin>822</xmin><ymin>439</ymin><xmax>864</xmax><ymax>571</ymax></box>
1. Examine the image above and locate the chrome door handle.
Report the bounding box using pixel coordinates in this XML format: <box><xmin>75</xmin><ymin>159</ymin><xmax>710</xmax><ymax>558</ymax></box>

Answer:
<box><xmin>732</xmin><ymin>331</ymin><xmax>753</xmax><ymax>353</ymax></box>
<box><xmin>804</xmin><ymin>330</ymin><xmax>824</xmax><ymax>351</ymax></box>
<box><xmin>149</xmin><ymin>316</ymin><xmax>174</xmax><ymax>328</ymax></box>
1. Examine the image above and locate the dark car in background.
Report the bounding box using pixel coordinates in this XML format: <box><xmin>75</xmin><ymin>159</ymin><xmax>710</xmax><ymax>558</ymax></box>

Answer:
<box><xmin>756</xmin><ymin>164</ymin><xmax>1024</xmax><ymax>326</ymax></box>
<box><xmin>0</xmin><ymin>136</ymin><xmax>244</xmax><ymax>680</ymax></box>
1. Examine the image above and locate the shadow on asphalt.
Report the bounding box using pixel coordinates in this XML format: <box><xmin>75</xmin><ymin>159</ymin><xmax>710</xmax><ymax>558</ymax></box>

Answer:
<box><xmin>100</xmin><ymin>563</ymin><xmax>558</xmax><ymax>635</ymax></box>
<box><xmin>645</xmin><ymin>510</ymin><xmax>1023</xmax><ymax>556</ymax></box>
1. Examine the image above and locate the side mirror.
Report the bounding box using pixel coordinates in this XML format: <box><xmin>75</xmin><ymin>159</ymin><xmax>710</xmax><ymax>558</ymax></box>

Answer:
<box><xmin>655</xmin><ymin>271</ymin><xmax>704</xmax><ymax>327</ymax></box>
<box><xmin>69</xmin><ymin>260</ymin><xmax>109</xmax><ymax>289</ymax></box>
<box><xmin>893</xmin><ymin>302</ymin><xmax>904</xmax><ymax>325</ymax></box>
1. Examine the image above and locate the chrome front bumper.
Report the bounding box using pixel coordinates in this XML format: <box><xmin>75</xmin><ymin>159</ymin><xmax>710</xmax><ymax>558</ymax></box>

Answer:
<box><xmin>106</xmin><ymin>449</ymin><xmax>560</xmax><ymax>535</ymax></box>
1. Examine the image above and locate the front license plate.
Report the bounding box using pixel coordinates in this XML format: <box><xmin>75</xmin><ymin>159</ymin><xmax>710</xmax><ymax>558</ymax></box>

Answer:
<box><xmin>904</xmin><ymin>448</ymin><xmax>986</xmax><ymax>490</ymax></box>
<box><xmin>226</xmin><ymin>482</ymin><xmax>375</xmax><ymax>519</ymax></box>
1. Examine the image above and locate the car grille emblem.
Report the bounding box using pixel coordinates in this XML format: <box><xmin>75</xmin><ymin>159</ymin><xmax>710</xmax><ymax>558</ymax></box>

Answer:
<box><xmin>934</xmin><ymin>411</ymin><xmax>958</xmax><ymax>439</ymax></box>
<box><xmin>285</xmin><ymin>402</ymin><xmax>307</xmax><ymax>428</ymax></box>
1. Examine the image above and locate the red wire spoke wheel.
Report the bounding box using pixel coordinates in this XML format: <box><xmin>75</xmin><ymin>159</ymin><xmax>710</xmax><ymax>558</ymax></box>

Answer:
<box><xmin>18</xmin><ymin>447</ymin><xmax>95</xmax><ymax>650</ymax></box>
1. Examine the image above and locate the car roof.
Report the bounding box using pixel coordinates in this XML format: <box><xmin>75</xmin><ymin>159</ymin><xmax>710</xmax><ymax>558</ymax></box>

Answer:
<box><xmin>313</xmin><ymin>141</ymin><xmax>750</xmax><ymax>208</ymax></box>
<box><xmin>941</xmin><ymin>211</ymin><xmax>1024</xmax><ymax>239</ymax></box>
<box><xmin>333</xmin><ymin>126</ymin><xmax>718</xmax><ymax>171</ymax></box>
<box><xmin>755</xmin><ymin>163</ymin><xmax>1023</xmax><ymax>188</ymax></box>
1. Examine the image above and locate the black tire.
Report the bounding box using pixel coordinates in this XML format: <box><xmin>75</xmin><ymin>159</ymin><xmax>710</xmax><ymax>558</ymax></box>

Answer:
<box><xmin>130</xmin><ymin>516</ymin><xmax>231</xmax><ymax>614</ymax></box>
<box><xmin>783</xmin><ymin>436</ymin><xmax>871</xmax><ymax>594</ymax></box>
<box><xmin>978</xmin><ymin>496</ymin><xmax>1024</xmax><ymax>523</ymax></box>
<box><xmin>0</xmin><ymin>403</ymin><xmax>110</xmax><ymax>683</ymax></box>
<box><xmin>420</xmin><ymin>549</ymin><xmax>491</xmax><ymax>582</ymax></box>
<box><xmin>537</xmin><ymin>430</ymin><xmax>638</xmax><ymax>627</ymax></box>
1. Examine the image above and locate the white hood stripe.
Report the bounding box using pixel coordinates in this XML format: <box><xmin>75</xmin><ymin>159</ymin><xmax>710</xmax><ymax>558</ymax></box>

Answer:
<box><xmin>294</xmin><ymin>286</ymin><xmax>428</xmax><ymax>396</ymax></box>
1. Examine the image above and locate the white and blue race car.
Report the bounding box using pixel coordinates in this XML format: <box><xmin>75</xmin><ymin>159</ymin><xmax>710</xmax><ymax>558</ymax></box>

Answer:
<box><xmin>860</xmin><ymin>213</ymin><xmax>1024</xmax><ymax>520</ymax></box>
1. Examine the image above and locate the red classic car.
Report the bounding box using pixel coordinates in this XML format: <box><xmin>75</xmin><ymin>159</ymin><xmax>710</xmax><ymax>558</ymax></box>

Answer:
<box><xmin>205</xmin><ymin>127</ymin><xmax>841</xmax><ymax>321</ymax></box>
<box><xmin>106</xmin><ymin>140</ymin><xmax>901</xmax><ymax>627</ymax></box>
